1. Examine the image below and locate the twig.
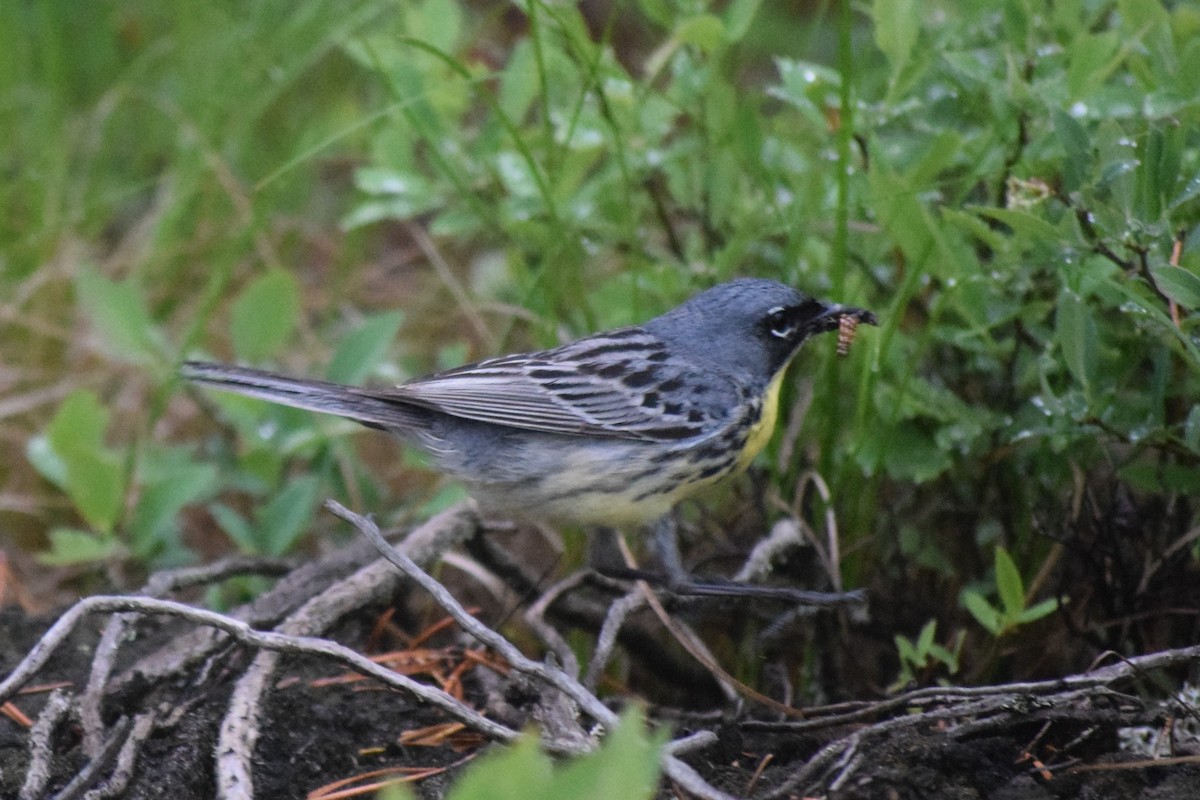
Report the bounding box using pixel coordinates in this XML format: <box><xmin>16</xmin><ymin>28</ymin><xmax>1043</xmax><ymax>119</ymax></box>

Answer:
<box><xmin>111</xmin><ymin>536</ymin><xmax>390</xmax><ymax>694</ymax></box>
<box><xmin>662</xmin><ymin>734</ymin><xmax>734</xmax><ymax>796</ymax></box>
<box><xmin>661</xmin><ymin>733</ymin><xmax>732</xmax><ymax>799</ymax></box>
<box><xmin>81</xmin><ymin>555</ymin><xmax>295</xmax><ymax>758</ymax></box>
<box><xmin>216</xmin><ymin>501</ymin><xmax>482</xmax><ymax>798</ymax></box>
<box><xmin>329</xmin><ymin>500</ymin><xmax>746</xmax><ymax>800</ymax></box>
<box><xmin>51</xmin><ymin>715</ymin><xmax>134</xmax><ymax>800</ymax></box>
<box><xmin>80</xmin><ymin>714</ymin><xmax>155</xmax><ymax>800</ymax></box>
<box><xmin>525</xmin><ymin>571</ymin><xmax>591</xmax><ymax>679</ymax></box>
<box><xmin>662</xmin><ymin>754</ymin><xmax>740</xmax><ymax>800</ymax></box>
<box><xmin>0</xmin><ymin>595</ymin><xmax>519</xmax><ymax>743</ymax></box>
<box><xmin>325</xmin><ymin>499</ymin><xmax>621</xmax><ymax>732</ymax></box>
<box><xmin>758</xmin><ymin>645</ymin><xmax>1200</xmax><ymax>797</ymax></box>
<box><xmin>1065</xmin><ymin>753</ymin><xmax>1200</xmax><ymax>773</ymax></box>
<box><xmin>19</xmin><ymin>690</ymin><xmax>72</xmax><ymax>800</ymax></box>
<box><xmin>467</xmin><ymin>525</ymin><xmax>721</xmax><ymax>691</ymax></box>
<box><xmin>585</xmin><ymin>587</ymin><xmax>646</xmax><ymax>690</ymax></box>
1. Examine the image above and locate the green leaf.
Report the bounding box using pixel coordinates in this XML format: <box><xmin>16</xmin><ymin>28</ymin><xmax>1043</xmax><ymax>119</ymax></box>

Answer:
<box><xmin>41</xmin><ymin>391</ymin><xmax>125</xmax><ymax>533</ymax></box>
<box><xmin>1138</xmin><ymin>127</ymin><xmax>1166</xmax><ymax>219</ymax></box>
<box><xmin>1017</xmin><ymin>597</ymin><xmax>1063</xmax><ymax>625</ymax></box>
<box><xmin>212</xmin><ymin>503</ymin><xmax>257</xmax><ymax>554</ymax></box>
<box><xmin>915</xmin><ymin>619</ymin><xmax>937</xmax><ymax>655</ymax></box>
<box><xmin>675</xmin><ymin>14</ymin><xmax>725</xmax><ymax>52</ymax></box>
<box><xmin>376</xmin><ymin>784</ymin><xmax>416</xmax><ymax>800</ymax></box>
<box><xmin>406</xmin><ymin>0</ymin><xmax>463</xmax><ymax>53</ymax></box>
<box><xmin>349</xmin><ymin>168</ymin><xmax>439</xmax><ymax>223</ymax></box>
<box><xmin>927</xmin><ymin>642</ymin><xmax>957</xmax><ymax>670</ymax></box>
<box><xmin>498</xmin><ymin>40</ymin><xmax>539</xmax><ymax>122</ymax></box>
<box><xmin>867</xmin><ymin>167</ymin><xmax>964</xmax><ymax>280</ymax></box>
<box><xmin>1106</xmin><ymin>280</ymin><xmax>1200</xmax><ymax>371</ymax></box>
<box><xmin>1151</xmin><ymin>265</ymin><xmax>1200</xmax><ymax>309</ymax></box>
<box><xmin>129</xmin><ymin>459</ymin><xmax>218</xmax><ymax>559</ymax></box>
<box><xmin>1066</xmin><ymin>30</ymin><xmax>1121</xmax><ymax>100</ymax></box>
<box><xmin>1120</xmin><ymin>462</ymin><xmax>1200</xmax><ymax>494</ymax></box>
<box><xmin>994</xmin><ymin>547</ymin><xmax>1026</xmax><ymax>619</ymax></box>
<box><xmin>973</xmin><ymin>207</ymin><xmax>1062</xmax><ymax>245</ymax></box>
<box><xmin>872</xmin><ymin>0</ymin><xmax>919</xmax><ymax>77</ymax></box>
<box><xmin>446</xmin><ymin>709</ymin><xmax>663</xmax><ymax>800</ymax></box>
<box><xmin>255</xmin><ymin>475</ymin><xmax>321</xmax><ymax>556</ymax></box>
<box><xmin>962</xmin><ymin>590</ymin><xmax>1002</xmax><ymax>636</ymax></box>
<box><xmin>1170</xmin><ymin>174</ymin><xmax>1200</xmax><ymax>208</ymax></box>
<box><xmin>1002</xmin><ymin>0</ymin><xmax>1029</xmax><ymax>48</ymax></box>
<box><xmin>64</xmin><ymin>450</ymin><xmax>127</xmax><ymax>535</ymax></box>
<box><xmin>74</xmin><ymin>266</ymin><xmax>165</xmax><ymax>367</ymax></box>
<box><xmin>556</xmin><ymin>709</ymin><xmax>663</xmax><ymax>800</ymax></box>
<box><xmin>880</xmin><ymin>425</ymin><xmax>952</xmax><ymax>482</ymax></box>
<box><xmin>26</xmin><ymin>434</ymin><xmax>68</xmax><ymax>489</ymax></box>
<box><xmin>1116</xmin><ymin>0</ymin><xmax>1170</xmax><ymax>37</ymax></box>
<box><xmin>448</xmin><ymin>735</ymin><xmax>554</xmax><ymax>800</ymax></box>
<box><xmin>231</xmin><ymin>269</ymin><xmax>301</xmax><ymax>362</ymax></box>
<box><xmin>38</xmin><ymin>528</ymin><xmax>120</xmax><ymax>566</ymax></box>
<box><xmin>895</xmin><ymin>634</ymin><xmax>919</xmax><ymax>665</ymax></box>
<box><xmin>1185</xmin><ymin>406</ymin><xmax>1200</xmax><ymax>454</ymax></box>
<box><xmin>1056</xmin><ymin>290</ymin><xmax>1098</xmax><ymax>396</ymax></box>
<box><xmin>769</xmin><ymin>58</ymin><xmax>840</xmax><ymax>123</ymax></box>
<box><xmin>46</xmin><ymin>390</ymin><xmax>108</xmax><ymax>455</ymax></box>
<box><xmin>1053</xmin><ymin>109</ymin><xmax>1091</xmax><ymax>193</ymax></box>
<box><xmin>325</xmin><ymin>311</ymin><xmax>404</xmax><ymax>384</ymax></box>
<box><xmin>634</xmin><ymin>0</ymin><xmax>672</xmax><ymax>27</ymax></box>
<box><xmin>722</xmin><ymin>0</ymin><xmax>762</xmax><ymax>42</ymax></box>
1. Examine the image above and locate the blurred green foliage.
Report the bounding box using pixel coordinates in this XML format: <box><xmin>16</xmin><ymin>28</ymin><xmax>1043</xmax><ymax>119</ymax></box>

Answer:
<box><xmin>962</xmin><ymin>546</ymin><xmax>1063</xmax><ymax>638</ymax></box>
<box><xmin>4</xmin><ymin>0</ymin><xmax>1199</xmax><ymax>687</ymax></box>
<box><xmin>890</xmin><ymin>619</ymin><xmax>964</xmax><ymax>691</ymax></box>
<box><xmin>378</xmin><ymin>708</ymin><xmax>664</xmax><ymax>800</ymax></box>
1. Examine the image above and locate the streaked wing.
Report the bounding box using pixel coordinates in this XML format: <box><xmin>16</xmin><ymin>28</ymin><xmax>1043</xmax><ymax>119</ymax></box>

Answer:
<box><xmin>387</xmin><ymin>327</ymin><xmax>733</xmax><ymax>441</ymax></box>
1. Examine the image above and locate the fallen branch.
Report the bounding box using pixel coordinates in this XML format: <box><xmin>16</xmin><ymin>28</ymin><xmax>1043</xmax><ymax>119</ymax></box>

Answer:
<box><xmin>0</xmin><ymin>594</ymin><xmax>517</xmax><ymax>743</ymax></box>
<box><xmin>216</xmin><ymin>501</ymin><xmax>482</xmax><ymax>797</ymax></box>
<box><xmin>757</xmin><ymin>645</ymin><xmax>1200</xmax><ymax>797</ymax></box>
<box><xmin>326</xmin><ymin>499</ymin><xmax>741</xmax><ymax>800</ymax></box>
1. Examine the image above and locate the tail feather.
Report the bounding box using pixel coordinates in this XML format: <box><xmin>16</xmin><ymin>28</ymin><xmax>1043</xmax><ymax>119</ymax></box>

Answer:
<box><xmin>181</xmin><ymin>361</ymin><xmax>421</xmax><ymax>431</ymax></box>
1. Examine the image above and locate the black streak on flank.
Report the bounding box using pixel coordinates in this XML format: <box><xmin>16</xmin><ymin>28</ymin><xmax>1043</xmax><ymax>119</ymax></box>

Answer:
<box><xmin>622</xmin><ymin>369</ymin><xmax>657</xmax><ymax>388</ymax></box>
<box><xmin>594</xmin><ymin>362</ymin><xmax>629</xmax><ymax>379</ymax></box>
<box><xmin>529</xmin><ymin>367</ymin><xmax>577</xmax><ymax>381</ymax></box>
<box><xmin>695</xmin><ymin>460</ymin><xmax>733</xmax><ymax>480</ymax></box>
<box><xmin>650</xmin><ymin>425</ymin><xmax>701</xmax><ymax>440</ymax></box>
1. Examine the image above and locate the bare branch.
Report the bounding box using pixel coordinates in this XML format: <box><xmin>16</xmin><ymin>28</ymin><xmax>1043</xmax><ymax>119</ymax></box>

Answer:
<box><xmin>0</xmin><ymin>595</ymin><xmax>519</xmax><ymax>744</ymax></box>
<box><xmin>325</xmin><ymin>499</ymin><xmax>621</xmax><ymax>731</ymax></box>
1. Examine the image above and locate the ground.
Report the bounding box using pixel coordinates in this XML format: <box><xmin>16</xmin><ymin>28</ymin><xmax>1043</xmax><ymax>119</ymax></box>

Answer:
<box><xmin>2</xmin><ymin>570</ymin><xmax>1198</xmax><ymax>800</ymax></box>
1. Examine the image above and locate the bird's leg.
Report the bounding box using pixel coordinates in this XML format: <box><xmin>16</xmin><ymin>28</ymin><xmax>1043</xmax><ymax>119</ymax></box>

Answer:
<box><xmin>651</xmin><ymin>515</ymin><xmax>688</xmax><ymax>585</ymax></box>
<box><xmin>587</xmin><ymin>526</ymin><xmax>629</xmax><ymax>574</ymax></box>
<box><xmin>597</xmin><ymin>515</ymin><xmax>865</xmax><ymax>608</ymax></box>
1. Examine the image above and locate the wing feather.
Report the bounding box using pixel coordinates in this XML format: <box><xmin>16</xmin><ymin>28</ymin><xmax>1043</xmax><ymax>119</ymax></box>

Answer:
<box><xmin>386</xmin><ymin>327</ymin><xmax>733</xmax><ymax>441</ymax></box>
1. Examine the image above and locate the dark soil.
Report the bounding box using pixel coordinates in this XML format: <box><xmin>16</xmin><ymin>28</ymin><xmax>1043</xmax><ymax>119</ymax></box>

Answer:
<box><xmin>3</xmin><ymin>594</ymin><xmax>1199</xmax><ymax>800</ymax></box>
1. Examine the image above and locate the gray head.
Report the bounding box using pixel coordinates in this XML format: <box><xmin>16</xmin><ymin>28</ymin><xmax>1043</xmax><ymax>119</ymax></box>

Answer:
<box><xmin>644</xmin><ymin>278</ymin><xmax>876</xmax><ymax>385</ymax></box>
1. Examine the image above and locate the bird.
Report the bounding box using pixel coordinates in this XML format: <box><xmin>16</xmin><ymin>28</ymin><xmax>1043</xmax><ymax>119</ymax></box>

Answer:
<box><xmin>183</xmin><ymin>278</ymin><xmax>875</xmax><ymax>598</ymax></box>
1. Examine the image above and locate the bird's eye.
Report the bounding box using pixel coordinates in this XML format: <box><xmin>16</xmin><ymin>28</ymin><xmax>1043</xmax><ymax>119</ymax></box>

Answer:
<box><xmin>765</xmin><ymin>307</ymin><xmax>796</xmax><ymax>339</ymax></box>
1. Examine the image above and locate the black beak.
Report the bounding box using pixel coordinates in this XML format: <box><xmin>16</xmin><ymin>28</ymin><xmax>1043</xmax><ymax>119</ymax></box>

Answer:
<box><xmin>811</xmin><ymin>303</ymin><xmax>879</xmax><ymax>333</ymax></box>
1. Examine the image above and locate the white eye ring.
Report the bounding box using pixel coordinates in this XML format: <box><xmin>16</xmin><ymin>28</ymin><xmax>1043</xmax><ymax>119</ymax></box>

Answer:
<box><xmin>766</xmin><ymin>306</ymin><xmax>794</xmax><ymax>339</ymax></box>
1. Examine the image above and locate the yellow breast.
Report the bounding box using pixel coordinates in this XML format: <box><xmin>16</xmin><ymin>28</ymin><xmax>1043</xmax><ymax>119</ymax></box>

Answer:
<box><xmin>736</xmin><ymin>368</ymin><xmax>785</xmax><ymax>470</ymax></box>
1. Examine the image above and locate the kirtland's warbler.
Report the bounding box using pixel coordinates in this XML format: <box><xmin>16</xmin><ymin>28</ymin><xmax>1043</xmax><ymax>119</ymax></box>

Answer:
<box><xmin>183</xmin><ymin>279</ymin><xmax>875</xmax><ymax>533</ymax></box>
